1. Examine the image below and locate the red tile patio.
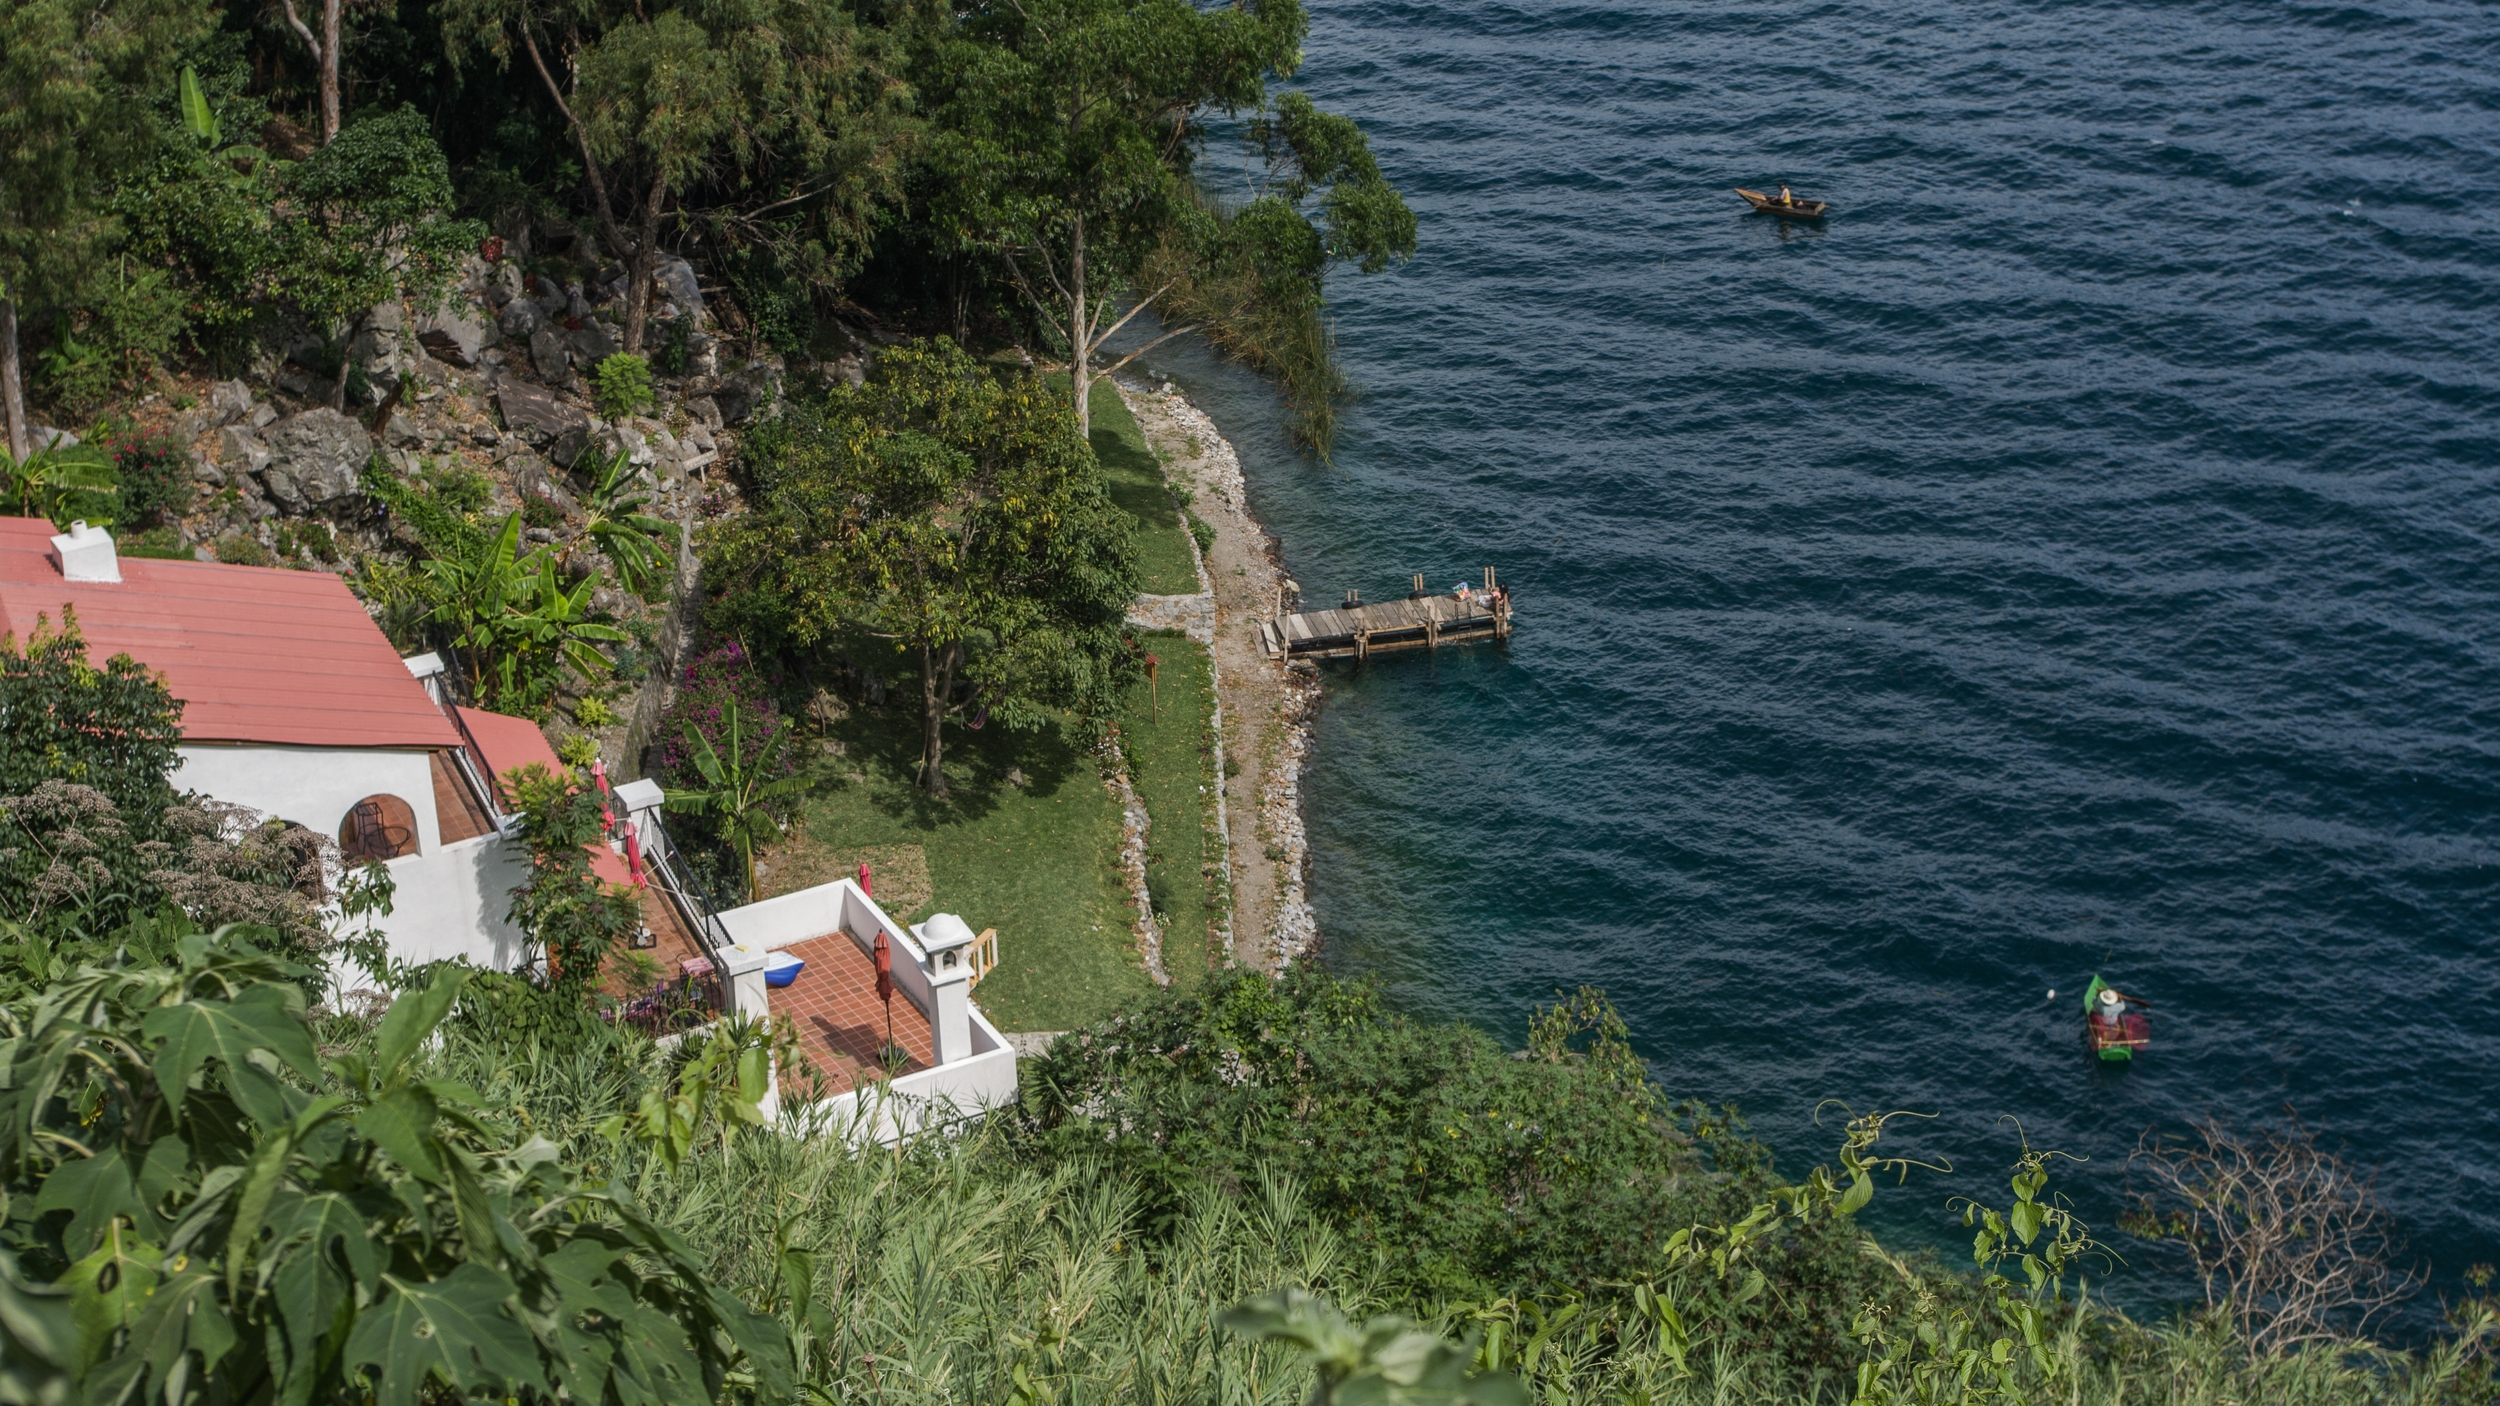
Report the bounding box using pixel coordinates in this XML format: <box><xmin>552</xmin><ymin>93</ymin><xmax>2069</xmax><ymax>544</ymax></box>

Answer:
<box><xmin>766</xmin><ymin>934</ymin><xmax>935</xmax><ymax>1098</ymax></box>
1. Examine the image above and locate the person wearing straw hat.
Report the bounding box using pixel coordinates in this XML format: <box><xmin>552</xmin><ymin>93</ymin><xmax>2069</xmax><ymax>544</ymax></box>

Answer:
<box><xmin>2094</xmin><ymin>985</ymin><xmax>2135</xmax><ymax>1029</ymax></box>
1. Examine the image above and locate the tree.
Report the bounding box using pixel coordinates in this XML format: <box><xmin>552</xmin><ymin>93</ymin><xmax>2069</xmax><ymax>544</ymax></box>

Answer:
<box><xmin>506</xmin><ymin>762</ymin><xmax>644</xmax><ymax>992</ymax></box>
<box><xmin>269</xmin><ymin>105</ymin><xmax>482</xmax><ymax>410</ymax></box>
<box><xmin>0</xmin><ymin>608</ymin><xmax>182</xmax><ymax>818</ymax></box>
<box><xmin>2128</xmin><ymin>1117</ymin><xmax>2419</xmax><ymax>1354</ymax></box>
<box><xmin>438</xmin><ymin>0</ymin><xmax>914</xmax><ymax>356</ymax></box>
<box><xmin>924</xmin><ymin>0</ymin><xmax>1409</xmax><ymax>439</ymax></box>
<box><xmin>0</xmin><ymin>0</ymin><xmax>205</xmax><ymax>456</ymax></box>
<box><xmin>663</xmin><ymin>702</ymin><xmax>804</xmax><ymax>902</ymax></box>
<box><xmin>706</xmin><ymin>338</ymin><xmax>1140</xmax><ymax>797</ymax></box>
<box><xmin>576</xmin><ymin>446</ymin><xmax>674</xmax><ymax>595</ymax></box>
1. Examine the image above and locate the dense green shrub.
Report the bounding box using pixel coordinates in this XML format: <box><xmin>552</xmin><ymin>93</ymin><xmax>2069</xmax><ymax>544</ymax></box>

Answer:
<box><xmin>593</xmin><ymin>352</ymin><xmax>654</xmax><ymax>418</ymax></box>
<box><xmin>1015</xmin><ymin>972</ymin><xmax>1728</xmax><ymax>1300</ymax></box>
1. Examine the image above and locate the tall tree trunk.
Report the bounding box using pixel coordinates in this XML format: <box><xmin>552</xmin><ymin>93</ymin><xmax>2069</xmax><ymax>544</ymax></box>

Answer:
<box><xmin>916</xmin><ymin>640</ymin><xmax>961</xmax><ymax>797</ymax></box>
<box><xmin>0</xmin><ymin>297</ymin><xmax>25</xmax><ymax>463</ymax></box>
<box><xmin>328</xmin><ymin>312</ymin><xmax>366</xmax><ymax>410</ymax></box>
<box><xmin>620</xmin><ymin>175</ymin><xmax>665</xmax><ymax>356</ymax></box>
<box><xmin>317</xmin><ymin>0</ymin><xmax>340</xmax><ymax>142</ymax></box>
<box><xmin>1069</xmin><ymin>211</ymin><xmax>1089</xmax><ymax>438</ymax></box>
<box><xmin>279</xmin><ymin>0</ymin><xmax>342</xmax><ymax>143</ymax></box>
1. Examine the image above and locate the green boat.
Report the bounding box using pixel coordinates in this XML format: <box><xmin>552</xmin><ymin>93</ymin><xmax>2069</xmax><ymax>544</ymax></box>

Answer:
<box><xmin>2084</xmin><ymin>975</ymin><xmax>2149</xmax><ymax>1061</ymax></box>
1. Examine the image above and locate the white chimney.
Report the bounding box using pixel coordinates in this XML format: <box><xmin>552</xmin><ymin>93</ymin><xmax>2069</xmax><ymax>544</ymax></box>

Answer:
<box><xmin>49</xmin><ymin>521</ymin><xmax>120</xmax><ymax>583</ymax></box>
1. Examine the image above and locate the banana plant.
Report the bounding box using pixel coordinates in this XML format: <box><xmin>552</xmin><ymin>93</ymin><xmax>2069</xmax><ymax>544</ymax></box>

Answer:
<box><xmin>422</xmin><ymin>512</ymin><xmax>627</xmax><ymax>706</ymax></box>
<box><xmin>664</xmin><ymin>703</ymin><xmax>806</xmax><ymax>904</ymax></box>
<box><xmin>1</xmin><ymin>441</ymin><xmax>116</xmax><ymax>528</ymax></box>
<box><xmin>577</xmin><ymin>448</ymin><xmax>673</xmax><ymax>595</ymax></box>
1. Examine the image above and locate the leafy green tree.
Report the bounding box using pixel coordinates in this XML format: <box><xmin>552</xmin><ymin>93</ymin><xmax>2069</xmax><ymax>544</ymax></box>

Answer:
<box><xmin>923</xmin><ymin>0</ymin><xmax>1410</xmax><ymax>439</ymax></box>
<box><xmin>506</xmin><ymin>762</ymin><xmax>645</xmax><ymax>993</ymax></box>
<box><xmin>706</xmin><ymin>338</ymin><xmax>1140</xmax><ymax>796</ymax></box>
<box><xmin>0</xmin><ymin>0</ymin><xmax>206</xmax><ymax>456</ymax></box>
<box><xmin>117</xmin><ymin>68</ymin><xmax>281</xmax><ymax>366</ymax></box>
<box><xmin>438</xmin><ymin>0</ymin><xmax>913</xmax><ymax>355</ymax></box>
<box><xmin>0</xmin><ymin>935</ymin><xmax>794</xmax><ymax>1406</ymax></box>
<box><xmin>269</xmin><ymin>105</ymin><xmax>483</xmax><ymax>409</ymax></box>
<box><xmin>0</xmin><ymin>608</ymin><xmax>181</xmax><ymax>817</ymax></box>
<box><xmin>664</xmin><ymin>700</ymin><xmax>804</xmax><ymax>903</ymax></box>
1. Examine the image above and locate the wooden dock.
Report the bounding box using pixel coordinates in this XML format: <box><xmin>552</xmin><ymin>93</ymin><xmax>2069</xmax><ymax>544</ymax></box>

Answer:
<box><xmin>1260</xmin><ymin>570</ymin><xmax>1514</xmax><ymax>663</ymax></box>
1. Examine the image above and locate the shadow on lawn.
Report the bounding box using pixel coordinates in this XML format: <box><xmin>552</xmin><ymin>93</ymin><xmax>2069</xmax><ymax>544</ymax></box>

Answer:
<box><xmin>812</xmin><ymin>700</ymin><xmax>1093</xmax><ymax>830</ymax></box>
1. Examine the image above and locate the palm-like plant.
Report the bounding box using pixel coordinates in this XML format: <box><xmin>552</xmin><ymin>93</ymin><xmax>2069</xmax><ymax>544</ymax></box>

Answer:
<box><xmin>578</xmin><ymin>449</ymin><xmax>673</xmax><ymax>595</ymax></box>
<box><xmin>664</xmin><ymin>701</ymin><xmax>806</xmax><ymax>904</ymax></box>
<box><xmin>423</xmin><ymin>512</ymin><xmax>630</xmax><ymax>705</ymax></box>
<box><xmin>2</xmin><ymin>441</ymin><xmax>116</xmax><ymax>527</ymax></box>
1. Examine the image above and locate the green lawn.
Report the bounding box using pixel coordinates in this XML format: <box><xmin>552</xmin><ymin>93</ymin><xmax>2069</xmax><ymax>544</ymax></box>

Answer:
<box><xmin>1073</xmin><ymin>376</ymin><xmax>1201</xmax><ymax>595</ymax></box>
<box><xmin>791</xmin><ymin>706</ymin><xmax>1154</xmax><ymax>1032</ymax></box>
<box><xmin>778</xmin><ymin>375</ymin><xmax>1218</xmax><ymax>1030</ymax></box>
<box><xmin>1120</xmin><ymin>630</ymin><xmax>1223</xmax><ymax>985</ymax></box>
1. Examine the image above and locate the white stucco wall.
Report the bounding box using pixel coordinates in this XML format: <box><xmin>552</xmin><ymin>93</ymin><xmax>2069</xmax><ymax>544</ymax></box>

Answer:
<box><xmin>375</xmin><ymin>835</ymin><xmax>532</xmax><ymax>970</ymax></box>
<box><xmin>175</xmin><ymin>744</ymin><xmax>445</xmax><ymax>850</ymax></box>
<box><xmin>177</xmin><ymin>742</ymin><xmax>527</xmax><ymax>976</ymax></box>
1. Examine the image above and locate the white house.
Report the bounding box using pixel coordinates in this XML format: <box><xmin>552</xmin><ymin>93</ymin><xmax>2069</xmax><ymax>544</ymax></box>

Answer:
<box><xmin>0</xmin><ymin>516</ymin><xmax>545</xmax><ymax>968</ymax></box>
<box><xmin>1</xmin><ymin>518</ymin><xmax>1017</xmax><ymax>1133</ymax></box>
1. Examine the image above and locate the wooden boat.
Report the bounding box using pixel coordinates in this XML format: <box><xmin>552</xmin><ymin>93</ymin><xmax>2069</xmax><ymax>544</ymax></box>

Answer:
<box><xmin>2083</xmin><ymin>974</ymin><xmax>2150</xmax><ymax>1062</ymax></box>
<box><xmin>1736</xmin><ymin>187</ymin><xmax>1830</xmax><ymax>218</ymax></box>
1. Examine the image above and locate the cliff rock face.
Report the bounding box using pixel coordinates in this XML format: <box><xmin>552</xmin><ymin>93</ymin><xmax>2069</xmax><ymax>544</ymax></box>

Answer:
<box><xmin>259</xmin><ymin>410</ymin><xmax>374</xmax><ymax>511</ymax></box>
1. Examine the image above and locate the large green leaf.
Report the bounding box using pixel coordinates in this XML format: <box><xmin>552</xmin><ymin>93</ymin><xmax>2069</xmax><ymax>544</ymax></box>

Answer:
<box><xmin>343</xmin><ymin>1267</ymin><xmax>542</xmax><ymax>1406</ymax></box>
<box><xmin>369</xmin><ymin>965</ymin><xmax>468</xmax><ymax>1086</ymax></box>
<box><xmin>179</xmin><ymin>66</ymin><xmax>219</xmax><ymax>146</ymax></box>
<box><xmin>141</xmin><ymin>987</ymin><xmax>319</xmax><ymax>1115</ymax></box>
<box><xmin>33</xmin><ymin>1150</ymin><xmax>146</xmax><ymax>1259</ymax></box>
<box><xmin>353</xmin><ymin>1087</ymin><xmax>442</xmax><ymax>1183</ymax></box>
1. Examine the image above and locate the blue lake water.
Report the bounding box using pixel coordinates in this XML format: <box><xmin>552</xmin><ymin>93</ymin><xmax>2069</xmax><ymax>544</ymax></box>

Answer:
<box><xmin>1133</xmin><ymin>0</ymin><xmax>2500</xmax><ymax>1327</ymax></box>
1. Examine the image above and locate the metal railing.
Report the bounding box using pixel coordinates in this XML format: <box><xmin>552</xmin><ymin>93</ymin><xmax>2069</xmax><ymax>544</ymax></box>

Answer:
<box><xmin>637</xmin><ymin>814</ymin><xmax>734</xmax><ymax>977</ymax></box>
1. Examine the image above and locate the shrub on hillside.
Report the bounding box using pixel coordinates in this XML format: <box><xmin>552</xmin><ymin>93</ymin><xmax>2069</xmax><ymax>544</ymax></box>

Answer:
<box><xmin>93</xmin><ymin>417</ymin><xmax>193</xmax><ymax>527</ymax></box>
<box><xmin>655</xmin><ymin>642</ymin><xmax>789</xmax><ymax>787</ymax></box>
<box><xmin>1012</xmin><ymin>970</ymin><xmax>1916</xmax><ymax>1373</ymax></box>
<box><xmin>594</xmin><ymin>352</ymin><xmax>653</xmax><ymax>419</ymax></box>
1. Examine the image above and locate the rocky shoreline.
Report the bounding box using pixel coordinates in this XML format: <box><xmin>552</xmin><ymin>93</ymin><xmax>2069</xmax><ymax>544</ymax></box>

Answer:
<box><xmin>1114</xmin><ymin>375</ymin><xmax>1319</xmax><ymax>971</ymax></box>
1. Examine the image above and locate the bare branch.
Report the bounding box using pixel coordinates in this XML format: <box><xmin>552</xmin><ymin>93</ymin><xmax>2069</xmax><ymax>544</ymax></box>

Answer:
<box><xmin>2129</xmin><ymin>1115</ymin><xmax>2419</xmax><ymax>1355</ymax></box>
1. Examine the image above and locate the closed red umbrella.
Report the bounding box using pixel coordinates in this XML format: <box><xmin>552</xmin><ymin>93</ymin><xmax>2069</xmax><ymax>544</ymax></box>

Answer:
<box><xmin>623</xmin><ymin>826</ymin><xmax>646</xmax><ymax>888</ymax></box>
<box><xmin>872</xmin><ymin>930</ymin><xmax>899</xmax><ymax>1069</ymax></box>
<box><xmin>858</xmin><ymin>861</ymin><xmax>872</xmax><ymax>897</ymax></box>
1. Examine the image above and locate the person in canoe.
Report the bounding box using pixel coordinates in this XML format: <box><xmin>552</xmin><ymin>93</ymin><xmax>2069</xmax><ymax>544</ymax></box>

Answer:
<box><xmin>1778</xmin><ymin>184</ymin><xmax>1795</xmax><ymax>205</ymax></box>
<box><xmin>2093</xmin><ymin>985</ymin><xmax>2139</xmax><ymax>1029</ymax></box>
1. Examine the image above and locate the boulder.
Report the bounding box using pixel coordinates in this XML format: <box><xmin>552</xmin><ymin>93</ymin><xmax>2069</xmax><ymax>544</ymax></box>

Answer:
<box><xmin>417</xmin><ymin>301</ymin><xmax>495</xmax><ymax>368</ymax></box>
<box><xmin>567</xmin><ymin>319</ymin><xmax>619</xmax><ymax>363</ymax></box>
<box><xmin>549</xmin><ymin>423</ymin><xmax>594</xmax><ymax>471</ymax></box>
<box><xmin>218</xmin><ymin>426</ymin><xmax>271</xmax><ymax>477</ymax></box>
<box><xmin>710</xmin><ymin>365</ymin><xmax>779</xmax><ymax>426</ymax></box>
<box><xmin>494</xmin><ymin>382</ymin><xmax>588</xmax><ymax>446</ymax></box>
<box><xmin>208</xmin><ymin>380</ymin><xmax>254</xmax><ymax>424</ymax></box>
<box><xmin>684</xmin><ymin>396</ymin><xmax>724</xmax><ymax>432</ymax></box>
<box><xmin>259</xmin><ymin>409</ymin><xmax>371</xmax><ymax>512</ymax></box>
<box><xmin>529</xmin><ymin>326</ymin><xmax>571</xmax><ymax>381</ymax></box>
<box><xmin>498</xmin><ymin>298</ymin><xmax>544</xmax><ymax>340</ymax></box>
<box><xmin>246</xmin><ymin>402</ymin><xmax>278</xmax><ymax>430</ymax></box>
<box><xmin>657</xmin><ymin>257</ymin><xmax>703</xmax><ymax>317</ymax></box>
<box><xmin>511</xmin><ymin>455</ymin><xmax>579</xmax><ymax>515</ymax></box>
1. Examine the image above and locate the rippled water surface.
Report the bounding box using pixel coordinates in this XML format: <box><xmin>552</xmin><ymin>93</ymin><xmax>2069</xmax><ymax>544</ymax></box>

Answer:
<box><xmin>1143</xmin><ymin>0</ymin><xmax>2500</xmax><ymax>1319</ymax></box>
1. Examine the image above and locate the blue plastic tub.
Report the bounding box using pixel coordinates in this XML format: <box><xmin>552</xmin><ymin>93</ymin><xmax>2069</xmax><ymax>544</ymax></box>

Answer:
<box><xmin>762</xmin><ymin>952</ymin><xmax>806</xmax><ymax>988</ymax></box>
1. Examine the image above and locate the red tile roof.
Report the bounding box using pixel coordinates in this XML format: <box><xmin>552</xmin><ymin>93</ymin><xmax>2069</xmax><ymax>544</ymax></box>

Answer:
<box><xmin>0</xmin><ymin>517</ymin><xmax>459</xmax><ymax>750</ymax></box>
<box><xmin>451</xmin><ymin>706</ymin><xmax>633</xmax><ymax>886</ymax></box>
